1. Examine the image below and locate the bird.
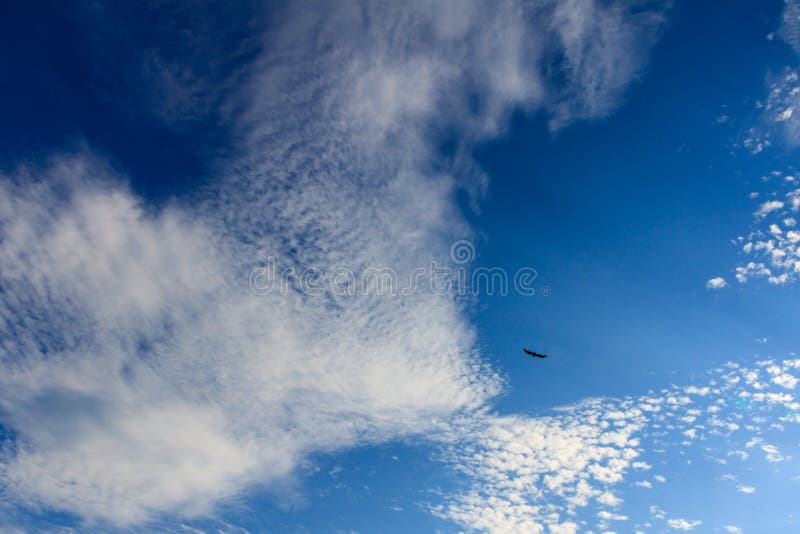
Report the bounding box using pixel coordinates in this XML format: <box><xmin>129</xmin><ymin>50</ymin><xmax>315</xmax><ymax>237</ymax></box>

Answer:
<box><xmin>523</xmin><ymin>348</ymin><xmax>548</xmax><ymax>359</ymax></box>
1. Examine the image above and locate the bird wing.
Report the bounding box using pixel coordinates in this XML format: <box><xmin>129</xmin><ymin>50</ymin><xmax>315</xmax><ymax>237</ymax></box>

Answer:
<box><xmin>523</xmin><ymin>349</ymin><xmax>549</xmax><ymax>358</ymax></box>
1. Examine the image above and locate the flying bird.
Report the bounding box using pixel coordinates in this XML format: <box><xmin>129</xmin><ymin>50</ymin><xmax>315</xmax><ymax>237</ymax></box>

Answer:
<box><xmin>523</xmin><ymin>348</ymin><xmax>548</xmax><ymax>359</ymax></box>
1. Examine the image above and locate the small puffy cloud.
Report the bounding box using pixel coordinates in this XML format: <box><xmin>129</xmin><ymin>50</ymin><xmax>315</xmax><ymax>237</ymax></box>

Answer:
<box><xmin>724</xmin><ymin>527</ymin><xmax>743</xmax><ymax>534</ymax></box>
<box><xmin>650</xmin><ymin>505</ymin><xmax>666</xmax><ymax>519</ymax></box>
<box><xmin>706</xmin><ymin>277</ymin><xmax>728</xmax><ymax>289</ymax></box>
<box><xmin>756</xmin><ymin>200</ymin><xmax>784</xmax><ymax>218</ymax></box>
<box><xmin>772</xmin><ymin>373</ymin><xmax>799</xmax><ymax>389</ymax></box>
<box><xmin>598</xmin><ymin>510</ymin><xmax>628</xmax><ymax>521</ymax></box>
<box><xmin>769</xmin><ymin>273</ymin><xmax>790</xmax><ymax>285</ymax></box>
<box><xmin>667</xmin><ymin>518</ymin><xmax>702</xmax><ymax>531</ymax></box>
<box><xmin>435</xmin><ymin>399</ymin><xmax>646</xmax><ymax>532</ymax></box>
<box><xmin>598</xmin><ymin>492</ymin><xmax>623</xmax><ymax>507</ymax></box>
<box><xmin>549</xmin><ymin>523</ymin><xmax>579</xmax><ymax>534</ymax></box>
<box><xmin>737</xmin><ymin>484</ymin><xmax>756</xmax><ymax>494</ymax></box>
<box><xmin>761</xmin><ymin>444</ymin><xmax>786</xmax><ymax>463</ymax></box>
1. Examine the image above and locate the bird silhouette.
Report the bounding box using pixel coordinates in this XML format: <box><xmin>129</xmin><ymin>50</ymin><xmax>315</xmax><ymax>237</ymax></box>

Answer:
<box><xmin>523</xmin><ymin>348</ymin><xmax>549</xmax><ymax>359</ymax></box>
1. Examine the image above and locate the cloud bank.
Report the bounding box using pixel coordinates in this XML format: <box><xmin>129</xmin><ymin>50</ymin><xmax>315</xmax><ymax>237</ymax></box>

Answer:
<box><xmin>0</xmin><ymin>0</ymin><xmax>668</xmax><ymax>527</ymax></box>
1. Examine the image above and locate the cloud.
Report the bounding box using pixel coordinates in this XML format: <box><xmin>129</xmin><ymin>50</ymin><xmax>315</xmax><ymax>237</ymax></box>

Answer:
<box><xmin>0</xmin><ymin>0</ymin><xmax>670</xmax><ymax>527</ymax></box>
<box><xmin>433</xmin><ymin>356</ymin><xmax>800</xmax><ymax>532</ymax></box>
<box><xmin>729</xmin><ymin>169</ymin><xmax>800</xmax><ymax>286</ymax></box>
<box><xmin>755</xmin><ymin>200</ymin><xmax>785</xmax><ymax>218</ymax></box>
<box><xmin>0</xmin><ymin>152</ymin><xmax>505</xmax><ymax>525</ymax></box>
<box><xmin>432</xmin><ymin>400</ymin><xmax>646</xmax><ymax>532</ymax></box>
<box><xmin>544</xmin><ymin>0</ymin><xmax>669</xmax><ymax>129</ymax></box>
<box><xmin>667</xmin><ymin>518</ymin><xmax>702</xmax><ymax>531</ymax></box>
<box><xmin>739</xmin><ymin>23</ymin><xmax>800</xmax><ymax>152</ymax></box>
<box><xmin>597</xmin><ymin>491</ymin><xmax>623</xmax><ymax>506</ymax></box>
<box><xmin>781</xmin><ymin>0</ymin><xmax>800</xmax><ymax>55</ymax></box>
<box><xmin>597</xmin><ymin>510</ymin><xmax>628</xmax><ymax>521</ymax></box>
<box><xmin>768</xmin><ymin>364</ymin><xmax>799</xmax><ymax>389</ymax></box>
<box><xmin>706</xmin><ymin>276</ymin><xmax>727</xmax><ymax>289</ymax></box>
<box><xmin>747</xmin><ymin>69</ymin><xmax>800</xmax><ymax>148</ymax></box>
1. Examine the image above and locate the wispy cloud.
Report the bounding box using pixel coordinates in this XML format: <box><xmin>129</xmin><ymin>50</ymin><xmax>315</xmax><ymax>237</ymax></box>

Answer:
<box><xmin>781</xmin><ymin>0</ymin><xmax>800</xmax><ymax>57</ymax></box>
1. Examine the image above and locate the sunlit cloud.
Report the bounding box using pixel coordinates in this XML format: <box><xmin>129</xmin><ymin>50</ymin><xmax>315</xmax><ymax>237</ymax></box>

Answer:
<box><xmin>0</xmin><ymin>0</ymin><xmax>670</xmax><ymax>527</ymax></box>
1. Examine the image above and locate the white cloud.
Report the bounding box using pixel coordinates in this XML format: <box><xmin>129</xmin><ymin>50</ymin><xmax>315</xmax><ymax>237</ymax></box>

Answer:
<box><xmin>667</xmin><ymin>518</ymin><xmax>702</xmax><ymax>531</ymax></box>
<box><xmin>724</xmin><ymin>526</ymin><xmax>743</xmax><ymax>534</ymax></box>
<box><xmin>549</xmin><ymin>522</ymin><xmax>579</xmax><ymax>534</ymax></box>
<box><xmin>434</xmin><ymin>355</ymin><xmax>800</xmax><ymax>532</ymax></box>
<box><xmin>544</xmin><ymin>0</ymin><xmax>668</xmax><ymax>129</ymax></box>
<box><xmin>731</xmin><ymin>62</ymin><xmax>800</xmax><ymax>286</ymax></box>
<box><xmin>761</xmin><ymin>444</ymin><xmax>786</xmax><ymax>463</ymax></box>
<box><xmin>685</xmin><ymin>386</ymin><xmax>710</xmax><ymax>396</ymax></box>
<box><xmin>0</xmin><ymin>159</ymin><xmax>502</xmax><ymax>524</ymax></box>
<box><xmin>0</xmin><ymin>0</ymin><xmax>671</xmax><ymax>527</ymax></box>
<box><xmin>732</xmin><ymin>183</ymin><xmax>800</xmax><ymax>286</ymax></box>
<box><xmin>434</xmin><ymin>400</ymin><xmax>646</xmax><ymax>532</ymax></box>
<box><xmin>597</xmin><ymin>510</ymin><xmax>628</xmax><ymax>521</ymax></box>
<box><xmin>755</xmin><ymin>200</ymin><xmax>784</xmax><ymax>218</ymax></box>
<box><xmin>781</xmin><ymin>0</ymin><xmax>800</xmax><ymax>55</ymax></box>
<box><xmin>597</xmin><ymin>491</ymin><xmax>623</xmax><ymax>507</ymax></box>
<box><xmin>706</xmin><ymin>277</ymin><xmax>727</xmax><ymax>289</ymax></box>
<box><xmin>753</xmin><ymin>69</ymin><xmax>800</xmax><ymax>147</ymax></box>
<box><xmin>772</xmin><ymin>372</ymin><xmax>799</xmax><ymax>389</ymax></box>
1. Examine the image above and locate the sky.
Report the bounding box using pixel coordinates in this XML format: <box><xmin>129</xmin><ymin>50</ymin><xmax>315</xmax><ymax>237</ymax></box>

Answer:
<box><xmin>2</xmin><ymin>1</ymin><xmax>800</xmax><ymax>533</ymax></box>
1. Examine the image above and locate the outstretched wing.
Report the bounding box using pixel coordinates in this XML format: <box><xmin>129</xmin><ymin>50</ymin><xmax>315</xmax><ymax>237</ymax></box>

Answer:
<box><xmin>523</xmin><ymin>349</ymin><xmax>549</xmax><ymax>358</ymax></box>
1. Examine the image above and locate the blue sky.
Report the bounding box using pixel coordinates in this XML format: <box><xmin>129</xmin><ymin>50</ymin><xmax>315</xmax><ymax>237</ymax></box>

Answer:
<box><xmin>3</xmin><ymin>1</ymin><xmax>800</xmax><ymax>533</ymax></box>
